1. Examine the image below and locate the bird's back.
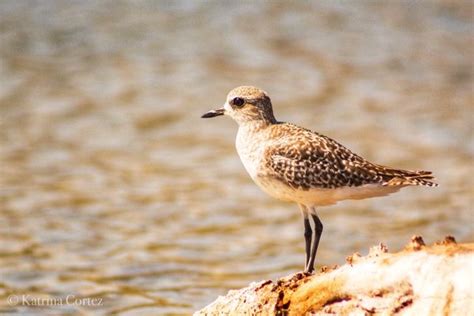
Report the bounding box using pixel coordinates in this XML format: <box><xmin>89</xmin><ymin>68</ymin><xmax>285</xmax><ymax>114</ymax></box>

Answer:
<box><xmin>245</xmin><ymin>122</ymin><xmax>437</xmax><ymax>205</ymax></box>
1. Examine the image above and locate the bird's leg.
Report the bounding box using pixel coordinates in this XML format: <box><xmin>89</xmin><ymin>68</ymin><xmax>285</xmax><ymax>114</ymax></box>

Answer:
<box><xmin>303</xmin><ymin>217</ymin><xmax>312</xmax><ymax>269</ymax></box>
<box><xmin>306</xmin><ymin>209</ymin><xmax>323</xmax><ymax>273</ymax></box>
<box><xmin>299</xmin><ymin>205</ymin><xmax>312</xmax><ymax>271</ymax></box>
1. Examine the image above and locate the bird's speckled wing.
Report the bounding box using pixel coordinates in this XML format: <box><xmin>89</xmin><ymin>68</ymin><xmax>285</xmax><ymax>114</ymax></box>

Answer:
<box><xmin>262</xmin><ymin>123</ymin><xmax>436</xmax><ymax>190</ymax></box>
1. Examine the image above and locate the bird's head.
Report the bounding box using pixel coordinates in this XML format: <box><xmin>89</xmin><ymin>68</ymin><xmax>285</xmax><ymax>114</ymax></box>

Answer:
<box><xmin>202</xmin><ymin>86</ymin><xmax>276</xmax><ymax>125</ymax></box>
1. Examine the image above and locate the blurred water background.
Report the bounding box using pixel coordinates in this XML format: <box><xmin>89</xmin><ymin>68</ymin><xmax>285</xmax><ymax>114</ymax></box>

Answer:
<box><xmin>0</xmin><ymin>1</ymin><xmax>472</xmax><ymax>315</ymax></box>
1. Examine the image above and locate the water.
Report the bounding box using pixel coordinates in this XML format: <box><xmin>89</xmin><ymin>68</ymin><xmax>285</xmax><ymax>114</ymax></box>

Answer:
<box><xmin>0</xmin><ymin>1</ymin><xmax>472</xmax><ymax>315</ymax></box>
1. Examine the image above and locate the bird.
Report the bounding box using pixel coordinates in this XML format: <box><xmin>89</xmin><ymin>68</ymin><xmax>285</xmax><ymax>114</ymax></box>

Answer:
<box><xmin>201</xmin><ymin>86</ymin><xmax>437</xmax><ymax>273</ymax></box>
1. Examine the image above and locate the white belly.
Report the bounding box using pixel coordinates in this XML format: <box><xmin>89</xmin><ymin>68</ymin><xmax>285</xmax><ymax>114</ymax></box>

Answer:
<box><xmin>254</xmin><ymin>175</ymin><xmax>404</xmax><ymax>206</ymax></box>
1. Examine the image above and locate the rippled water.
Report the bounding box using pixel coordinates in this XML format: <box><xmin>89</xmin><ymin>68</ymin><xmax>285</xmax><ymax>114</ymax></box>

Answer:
<box><xmin>0</xmin><ymin>1</ymin><xmax>472</xmax><ymax>315</ymax></box>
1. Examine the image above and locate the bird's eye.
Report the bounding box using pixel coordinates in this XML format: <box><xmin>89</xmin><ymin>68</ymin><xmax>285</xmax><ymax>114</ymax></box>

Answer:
<box><xmin>232</xmin><ymin>97</ymin><xmax>245</xmax><ymax>107</ymax></box>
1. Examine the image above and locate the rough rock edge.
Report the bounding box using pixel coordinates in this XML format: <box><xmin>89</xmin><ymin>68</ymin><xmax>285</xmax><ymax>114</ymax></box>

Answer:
<box><xmin>195</xmin><ymin>236</ymin><xmax>474</xmax><ymax>316</ymax></box>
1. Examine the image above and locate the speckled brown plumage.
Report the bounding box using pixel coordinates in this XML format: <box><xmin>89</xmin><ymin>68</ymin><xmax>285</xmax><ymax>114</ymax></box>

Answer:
<box><xmin>263</xmin><ymin>122</ymin><xmax>437</xmax><ymax>191</ymax></box>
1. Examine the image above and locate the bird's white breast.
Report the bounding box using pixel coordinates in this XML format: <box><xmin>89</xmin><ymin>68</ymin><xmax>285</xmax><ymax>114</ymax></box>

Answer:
<box><xmin>235</xmin><ymin>126</ymin><xmax>265</xmax><ymax>180</ymax></box>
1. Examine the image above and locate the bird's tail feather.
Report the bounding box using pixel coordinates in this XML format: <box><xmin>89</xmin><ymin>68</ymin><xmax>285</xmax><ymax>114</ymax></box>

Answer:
<box><xmin>374</xmin><ymin>166</ymin><xmax>438</xmax><ymax>187</ymax></box>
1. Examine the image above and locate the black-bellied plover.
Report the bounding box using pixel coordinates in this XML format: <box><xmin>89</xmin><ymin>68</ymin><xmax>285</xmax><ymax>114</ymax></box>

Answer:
<box><xmin>202</xmin><ymin>86</ymin><xmax>437</xmax><ymax>273</ymax></box>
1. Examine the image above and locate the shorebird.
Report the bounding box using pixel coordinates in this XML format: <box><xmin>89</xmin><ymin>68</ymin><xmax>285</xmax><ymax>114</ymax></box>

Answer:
<box><xmin>201</xmin><ymin>86</ymin><xmax>437</xmax><ymax>273</ymax></box>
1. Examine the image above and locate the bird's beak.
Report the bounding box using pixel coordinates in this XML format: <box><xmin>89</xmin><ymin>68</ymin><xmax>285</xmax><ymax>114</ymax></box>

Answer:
<box><xmin>201</xmin><ymin>107</ymin><xmax>225</xmax><ymax>118</ymax></box>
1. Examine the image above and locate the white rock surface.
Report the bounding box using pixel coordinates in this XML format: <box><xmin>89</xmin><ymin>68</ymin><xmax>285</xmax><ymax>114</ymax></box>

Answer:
<box><xmin>196</xmin><ymin>236</ymin><xmax>474</xmax><ymax>315</ymax></box>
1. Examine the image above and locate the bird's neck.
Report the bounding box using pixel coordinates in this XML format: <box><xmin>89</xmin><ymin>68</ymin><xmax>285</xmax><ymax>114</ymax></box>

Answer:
<box><xmin>238</xmin><ymin>120</ymin><xmax>274</xmax><ymax>134</ymax></box>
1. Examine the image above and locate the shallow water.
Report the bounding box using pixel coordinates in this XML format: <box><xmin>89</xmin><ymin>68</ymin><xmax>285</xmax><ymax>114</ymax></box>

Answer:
<box><xmin>0</xmin><ymin>1</ymin><xmax>472</xmax><ymax>315</ymax></box>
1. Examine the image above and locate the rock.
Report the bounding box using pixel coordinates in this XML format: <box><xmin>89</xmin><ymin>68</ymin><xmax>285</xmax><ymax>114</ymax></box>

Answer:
<box><xmin>195</xmin><ymin>236</ymin><xmax>474</xmax><ymax>315</ymax></box>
